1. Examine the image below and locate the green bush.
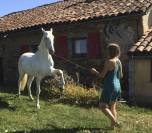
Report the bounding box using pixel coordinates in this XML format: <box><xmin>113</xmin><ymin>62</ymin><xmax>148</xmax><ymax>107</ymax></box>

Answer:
<box><xmin>63</xmin><ymin>84</ymin><xmax>100</xmax><ymax>106</ymax></box>
<box><xmin>41</xmin><ymin>71</ymin><xmax>76</xmax><ymax>99</ymax></box>
<box><xmin>41</xmin><ymin>71</ymin><xmax>76</xmax><ymax>89</ymax></box>
<box><xmin>41</xmin><ymin>84</ymin><xmax>100</xmax><ymax>107</ymax></box>
<box><xmin>64</xmin><ymin>84</ymin><xmax>99</xmax><ymax>100</ymax></box>
<box><xmin>40</xmin><ymin>71</ymin><xmax>100</xmax><ymax>107</ymax></box>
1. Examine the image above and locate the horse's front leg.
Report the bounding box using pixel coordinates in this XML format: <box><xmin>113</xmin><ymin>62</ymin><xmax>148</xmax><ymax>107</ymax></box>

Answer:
<box><xmin>59</xmin><ymin>69</ymin><xmax>65</xmax><ymax>91</ymax></box>
<box><xmin>51</xmin><ymin>68</ymin><xmax>65</xmax><ymax>92</ymax></box>
<box><xmin>18</xmin><ymin>80</ymin><xmax>21</xmax><ymax>97</ymax></box>
<box><xmin>36</xmin><ymin>77</ymin><xmax>41</xmax><ymax>109</ymax></box>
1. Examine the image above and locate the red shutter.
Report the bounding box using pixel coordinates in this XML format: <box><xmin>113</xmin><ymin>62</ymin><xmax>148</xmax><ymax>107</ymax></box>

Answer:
<box><xmin>55</xmin><ymin>36</ymin><xmax>68</xmax><ymax>58</ymax></box>
<box><xmin>20</xmin><ymin>44</ymin><xmax>29</xmax><ymax>54</ymax></box>
<box><xmin>87</xmin><ymin>32</ymin><xmax>101</xmax><ymax>58</ymax></box>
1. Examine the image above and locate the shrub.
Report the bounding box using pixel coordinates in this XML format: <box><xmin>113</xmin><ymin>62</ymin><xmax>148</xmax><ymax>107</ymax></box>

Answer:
<box><xmin>61</xmin><ymin>84</ymin><xmax>100</xmax><ymax>106</ymax></box>
<box><xmin>41</xmin><ymin>83</ymin><xmax>100</xmax><ymax>107</ymax></box>
<box><xmin>41</xmin><ymin>71</ymin><xmax>75</xmax><ymax>89</ymax></box>
<box><xmin>41</xmin><ymin>71</ymin><xmax>76</xmax><ymax>99</ymax></box>
<box><xmin>40</xmin><ymin>71</ymin><xmax>100</xmax><ymax>107</ymax></box>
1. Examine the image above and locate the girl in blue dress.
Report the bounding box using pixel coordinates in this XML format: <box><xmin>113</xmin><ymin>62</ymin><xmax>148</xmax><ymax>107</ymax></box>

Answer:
<box><xmin>91</xmin><ymin>43</ymin><xmax>123</xmax><ymax>129</ymax></box>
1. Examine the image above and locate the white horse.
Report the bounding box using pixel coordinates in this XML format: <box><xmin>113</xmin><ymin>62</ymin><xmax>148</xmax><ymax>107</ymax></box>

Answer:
<box><xmin>18</xmin><ymin>28</ymin><xmax>65</xmax><ymax>109</ymax></box>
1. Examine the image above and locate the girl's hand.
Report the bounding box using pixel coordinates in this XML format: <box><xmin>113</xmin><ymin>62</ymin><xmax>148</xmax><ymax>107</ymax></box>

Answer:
<box><xmin>91</xmin><ymin>68</ymin><xmax>98</xmax><ymax>74</ymax></box>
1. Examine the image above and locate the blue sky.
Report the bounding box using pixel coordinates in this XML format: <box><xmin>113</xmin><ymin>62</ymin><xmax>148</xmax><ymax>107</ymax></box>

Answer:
<box><xmin>0</xmin><ymin>0</ymin><xmax>61</xmax><ymax>16</ymax></box>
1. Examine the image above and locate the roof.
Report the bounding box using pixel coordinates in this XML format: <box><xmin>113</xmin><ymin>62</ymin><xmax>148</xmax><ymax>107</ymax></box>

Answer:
<box><xmin>0</xmin><ymin>0</ymin><xmax>152</xmax><ymax>33</ymax></box>
<box><xmin>129</xmin><ymin>29</ymin><xmax>152</xmax><ymax>54</ymax></box>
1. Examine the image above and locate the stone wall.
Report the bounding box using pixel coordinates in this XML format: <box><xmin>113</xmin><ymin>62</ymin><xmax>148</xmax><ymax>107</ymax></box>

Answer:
<box><xmin>133</xmin><ymin>59</ymin><xmax>152</xmax><ymax>105</ymax></box>
<box><xmin>128</xmin><ymin>9</ymin><xmax>152</xmax><ymax>105</ymax></box>
<box><xmin>0</xmin><ymin>30</ymin><xmax>42</xmax><ymax>85</ymax></box>
<box><xmin>0</xmin><ymin>16</ymin><xmax>141</xmax><ymax>89</ymax></box>
<box><xmin>142</xmin><ymin>9</ymin><xmax>152</xmax><ymax>34</ymax></box>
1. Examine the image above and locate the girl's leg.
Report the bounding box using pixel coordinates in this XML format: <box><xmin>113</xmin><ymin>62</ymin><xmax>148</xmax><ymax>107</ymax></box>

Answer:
<box><xmin>109</xmin><ymin>101</ymin><xmax>119</xmax><ymax>127</ymax></box>
<box><xmin>110</xmin><ymin>101</ymin><xmax>117</xmax><ymax>119</ymax></box>
<box><xmin>99</xmin><ymin>103</ymin><xmax>117</xmax><ymax>124</ymax></box>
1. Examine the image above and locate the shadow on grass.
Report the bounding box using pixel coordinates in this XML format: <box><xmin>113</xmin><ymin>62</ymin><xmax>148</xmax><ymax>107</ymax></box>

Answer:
<box><xmin>47</xmin><ymin>95</ymin><xmax>99</xmax><ymax>109</ymax></box>
<box><xmin>0</xmin><ymin>84</ymin><xmax>99</xmax><ymax>109</ymax></box>
<box><xmin>0</xmin><ymin>97</ymin><xmax>16</xmax><ymax>111</ymax></box>
<box><xmin>0</xmin><ymin>85</ymin><xmax>125</xmax><ymax>110</ymax></box>
<box><xmin>13</xmin><ymin>127</ymin><xmax>112</xmax><ymax>133</ymax></box>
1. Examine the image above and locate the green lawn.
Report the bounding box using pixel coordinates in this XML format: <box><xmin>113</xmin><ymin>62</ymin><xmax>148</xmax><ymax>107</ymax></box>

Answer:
<box><xmin>0</xmin><ymin>92</ymin><xmax>152</xmax><ymax>133</ymax></box>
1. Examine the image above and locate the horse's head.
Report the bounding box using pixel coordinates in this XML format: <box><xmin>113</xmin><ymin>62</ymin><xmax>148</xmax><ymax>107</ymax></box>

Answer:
<box><xmin>42</xmin><ymin>28</ymin><xmax>55</xmax><ymax>54</ymax></box>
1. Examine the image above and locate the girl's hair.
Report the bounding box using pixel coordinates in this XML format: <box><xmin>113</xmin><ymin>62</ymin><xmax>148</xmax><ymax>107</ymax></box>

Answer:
<box><xmin>107</xmin><ymin>43</ymin><xmax>120</xmax><ymax>58</ymax></box>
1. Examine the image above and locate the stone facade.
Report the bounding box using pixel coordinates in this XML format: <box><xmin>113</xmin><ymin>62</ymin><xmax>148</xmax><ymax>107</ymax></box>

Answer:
<box><xmin>0</xmin><ymin>16</ymin><xmax>141</xmax><ymax>92</ymax></box>
<box><xmin>0</xmin><ymin>30</ymin><xmax>42</xmax><ymax>84</ymax></box>
<box><xmin>128</xmin><ymin>9</ymin><xmax>152</xmax><ymax>105</ymax></box>
<box><xmin>142</xmin><ymin>10</ymin><xmax>152</xmax><ymax>34</ymax></box>
<box><xmin>131</xmin><ymin>59</ymin><xmax>152</xmax><ymax>106</ymax></box>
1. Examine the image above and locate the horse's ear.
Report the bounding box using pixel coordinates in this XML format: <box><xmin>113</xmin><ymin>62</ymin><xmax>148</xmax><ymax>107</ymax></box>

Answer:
<box><xmin>41</xmin><ymin>27</ymin><xmax>45</xmax><ymax>33</ymax></box>
<box><xmin>50</xmin><ymin>28</ymin><xmax>53</xmax><ymax>34</ymax></box>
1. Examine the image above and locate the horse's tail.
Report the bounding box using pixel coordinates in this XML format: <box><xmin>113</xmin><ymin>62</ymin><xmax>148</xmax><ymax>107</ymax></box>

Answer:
<box><xmin>19</xmin><ymin>74</ymin><xmax>28</xmax><ymax>91</ymax></box>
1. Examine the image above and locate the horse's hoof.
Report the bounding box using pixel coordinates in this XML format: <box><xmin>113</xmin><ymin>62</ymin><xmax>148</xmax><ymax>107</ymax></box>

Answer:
<box><xmin>15</xmin><ymin>94</ymin><xmax>20</xmax><ymax>98</ymax></box>
<box><xmin>37</xmin><ymin>105</ymin><xmax>40</xmax><ymax>109</ymax></box>
<box><xmin>29</xmin><ymin>97</ymin><xmax>34</xmax><ymax>101</ymax></box>
<box><xmin>17</xmin><ymin>94</ymin><xmax>20</xmax><ymax>98</ymax></box>
<box><xmin>59</xmin><ymin>87</ymin><xmax>64</xmax><ymax>93</ymax></box>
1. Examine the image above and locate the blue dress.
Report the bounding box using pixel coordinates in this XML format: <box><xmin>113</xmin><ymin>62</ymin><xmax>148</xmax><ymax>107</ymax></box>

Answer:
<box><xmin>100</xmin><ymin>61</ymin><xmax>121</xmax><ymax>104</ymax></box>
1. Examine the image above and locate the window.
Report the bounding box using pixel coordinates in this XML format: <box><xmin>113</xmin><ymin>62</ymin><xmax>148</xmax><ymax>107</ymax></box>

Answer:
<box><xmin>73</xmin><ymin>38</ymin><xmax>87</xmax><ymax>57</ymax></box>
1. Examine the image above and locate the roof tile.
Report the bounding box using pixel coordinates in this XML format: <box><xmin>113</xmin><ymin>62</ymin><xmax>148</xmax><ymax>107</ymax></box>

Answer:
<box><xmin>129</xmin><ymin>28</ymin><xmax>152</xmax><ymax>53</ymax></box>
<box><xmin>144</xmin><ymin>45</ymin><xmax>152</xmax><ymax>51</ymax></box>
<box><xmin>0</xmin><ymin>0</ymin><xmax>152</xmax><ymax>32</ymax></box>
<box><xmin>137</xmin><ymin>45</ymin><xmax>145</xmax><ymax>52</ymax></box>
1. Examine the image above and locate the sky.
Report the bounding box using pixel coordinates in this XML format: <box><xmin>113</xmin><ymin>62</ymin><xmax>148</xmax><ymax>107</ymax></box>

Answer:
<box><xmin>0</xmin><ymin>0</ymin><xmax>61</xmax><ymax>17</ymax></box>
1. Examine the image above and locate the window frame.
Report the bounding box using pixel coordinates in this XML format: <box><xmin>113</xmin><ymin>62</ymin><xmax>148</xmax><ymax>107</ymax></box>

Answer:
<box><xmin>72</xmin><ymin>37</ymin><xmax>88</xmax><ymax>58</ymax></box>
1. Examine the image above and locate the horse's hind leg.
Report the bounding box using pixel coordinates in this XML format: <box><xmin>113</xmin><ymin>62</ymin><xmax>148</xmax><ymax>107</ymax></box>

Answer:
<box><xmin>18</xmin><ymin>73</ymin><xmax>24</xmax><ymax>97</ymax></box>
<box><xmin>27</xmin><ymin>76</ymin><xmax>34</xmax><ymax>101</ymax></box>
<box><xmin>59</xmin><ymin>69</ymin><xmax>65</xmax><ymax>91</ymax></box>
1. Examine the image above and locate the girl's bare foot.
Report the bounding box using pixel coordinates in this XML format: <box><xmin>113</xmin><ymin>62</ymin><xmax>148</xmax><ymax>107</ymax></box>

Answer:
<box><xmin>110</xmin><ymin>121</ymin><xmax>121</xmax><ymax>129</ymax></box>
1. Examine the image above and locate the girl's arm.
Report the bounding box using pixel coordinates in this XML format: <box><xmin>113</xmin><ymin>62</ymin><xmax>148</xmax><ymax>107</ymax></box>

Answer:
<box><xmin>100</xmin><ymin>61</ymin><xmax>109</xmax><ymax>78</ymax></box>
<box><xmin>91</xmin><ymin>60</ymin><xmax>110</xmax><ymax>78</ymax></box>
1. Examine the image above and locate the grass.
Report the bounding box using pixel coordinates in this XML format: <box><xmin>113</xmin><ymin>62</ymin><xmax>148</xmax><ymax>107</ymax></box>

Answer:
<box><xmin>0</xmin><ymin>91</ymin><xmax>152</xmax><ymax>133</ymax></box>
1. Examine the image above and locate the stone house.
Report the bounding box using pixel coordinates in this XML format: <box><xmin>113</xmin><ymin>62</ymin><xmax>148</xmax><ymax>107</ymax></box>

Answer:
<box><xmin>129</xmin><ymin>28</ymin><xmax>152</xmax><ymax>106</ymax></box>
<box><xmin>0</xmin><ymin>0</ymin><xmax>152</xmax><ymax>102</ymax></box>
